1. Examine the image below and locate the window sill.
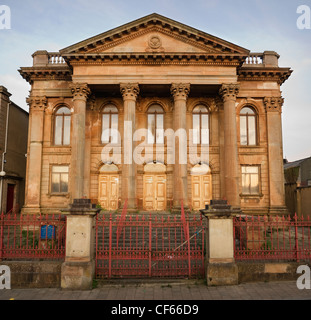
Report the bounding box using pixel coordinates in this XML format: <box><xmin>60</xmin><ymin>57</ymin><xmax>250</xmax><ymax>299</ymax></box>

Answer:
<box><xmin>47</xmin><ymin>193</ymin><xmax>70</xmax><ymax>198</ymax></box>
<box><xmin>240</xmin><ymin>193</ymin><xmax>264</xmax><ymax>199</ymax></box>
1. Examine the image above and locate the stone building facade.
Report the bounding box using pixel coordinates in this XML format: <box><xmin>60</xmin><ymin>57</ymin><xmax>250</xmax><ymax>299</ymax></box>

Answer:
<box><xmin>0</xmin><ymin>86</ymin><xmax>29</xmax><ymax>213</ymax></box>
<box><xmin>19</xmin><ymin>14</ymin><xmax>292</xmax><ymax>215</ymax></box>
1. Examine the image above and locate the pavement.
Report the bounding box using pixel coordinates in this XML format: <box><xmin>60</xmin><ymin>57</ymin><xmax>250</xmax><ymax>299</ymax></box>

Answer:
<box><xmin>0</xmin><ymin>280</ymin><xmax>311</xmax><ymax>300</ymax></box>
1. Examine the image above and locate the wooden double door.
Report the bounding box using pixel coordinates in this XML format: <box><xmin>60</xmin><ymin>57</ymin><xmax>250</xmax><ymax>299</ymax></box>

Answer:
<box><xmin>98</xmin><ymin>174</ymin><xmax>119</xmax><ymax>210</ymax></box>
<box><xmin>191</xmin><ymin>174</ymin><xmax>212</xmax><ymax>211</ymax></box>
<box><xmin>143</xmin><ymin>174</ymin><xmax>166</xmax><ymax>211</ymax></box>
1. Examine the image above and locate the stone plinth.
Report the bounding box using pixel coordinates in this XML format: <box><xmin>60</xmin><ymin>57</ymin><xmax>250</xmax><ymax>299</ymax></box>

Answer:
<box><xmin>61</xmin><ymin>199</ymin><xmax>100</xmax><ymax>290</ymax></box>
<box><xmin>200</xmin><ymin>200</ymin><xmax>241</xmax><ymax>286</ymax></box>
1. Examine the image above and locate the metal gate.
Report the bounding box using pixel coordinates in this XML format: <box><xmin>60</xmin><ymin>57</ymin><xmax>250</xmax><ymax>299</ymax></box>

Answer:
<box><xmin>95</xmin><ymin>213</ymin><xmax>205</xmax><ymax>279</ymax></box>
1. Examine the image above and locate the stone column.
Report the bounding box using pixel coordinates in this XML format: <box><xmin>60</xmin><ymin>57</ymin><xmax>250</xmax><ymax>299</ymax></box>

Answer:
<box><xmin>61</xmin><ymin>199</ymin><xmax>100</xmax><ymax>290</ymax></box>
<box><xmin>120</xmin><ymin>83</ymin><xmax>140</xmax><ymax>210</ymax></box>
<box><xmin>219</xmin><ymin>84</ymin><xmax>240</xmax><ymax>208</ymax></box>
<box><xmin>264</xmin><ymin>97</ymin><xmax>286</xmax><ymax>214</ymax></box>
<box><xmin>23</xmin><ymin>96</ymin><xmax>47</xmax><ymax>214</ymax></box>
<box><xmin>70</xmin><ymin>83</ymin><xmax>91</xmax><ymax>200</ymax></box>
<box><xmin>216</xmin><ymin>97</ymin><xmax>226</xmax><ymax>199</ymax></box>
<box><xmin>171</xmin><ymin>83</ymin><xmax>190</xmax><ymax>209</ymax></box>
<box><xmin>200</xmin><ymin>200</ymin><xmax>240</xmax><ymax>286</ymax></box>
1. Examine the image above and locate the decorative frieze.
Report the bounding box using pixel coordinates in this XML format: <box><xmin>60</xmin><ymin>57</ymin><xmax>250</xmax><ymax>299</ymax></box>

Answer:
<box><xmin>219</xmin><ymin>83</ymin><xmax>240</xmax><ymax>102</ymax></box>
<box><xmin>264</xmin><ymin>97</ymin><xmax>284</xmax><ymax>113</ymax></box>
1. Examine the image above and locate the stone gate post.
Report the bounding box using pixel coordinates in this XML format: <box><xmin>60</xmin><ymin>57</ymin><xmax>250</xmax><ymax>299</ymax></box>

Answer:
<box><xmin>61</xmin><ymin>199</ymin><xmax>100</xmax><ymax>290</ymax></box>
<box><xmin>201</xmin><ymin>200</ymin><xmax>240</xmax><ymax>286</ymax></box>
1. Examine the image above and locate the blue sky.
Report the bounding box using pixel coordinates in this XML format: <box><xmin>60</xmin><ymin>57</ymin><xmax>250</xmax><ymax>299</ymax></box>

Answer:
<box><xmin>0</xmin><ymin>0</ymin><xmax>310</xmax><ymax>161</ymax></box>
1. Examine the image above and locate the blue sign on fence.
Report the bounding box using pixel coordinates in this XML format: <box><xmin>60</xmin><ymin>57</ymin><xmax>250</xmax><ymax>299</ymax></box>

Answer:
<box><xmin>40</xmin><ymin>225</ymin><xmax>55</xmax><ymax>239</ymax></box>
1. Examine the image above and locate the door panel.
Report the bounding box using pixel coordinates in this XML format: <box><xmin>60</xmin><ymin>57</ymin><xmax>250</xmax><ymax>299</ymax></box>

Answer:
<box><xmin>191</xmin><ymin>174</ymin><xmax>212</xmax><ymax>210</ymax></box>
<box><xmin>143</xmin><ymin>174</ymin><xmax>166</xmax><ymax>211</ymax></box>
<box><xmin>99</xmin><ymin>174</ymin><xmax>119</xmax><ymax>210</ymax></box>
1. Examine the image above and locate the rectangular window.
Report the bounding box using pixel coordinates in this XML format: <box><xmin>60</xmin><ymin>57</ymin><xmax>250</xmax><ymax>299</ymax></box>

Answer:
<box><xmin>201</xmin><ymin>114</ymin><xmax>209</xmax><ymax>145</ymax></box>
<box><xmin>63</xmin><ymin>116</ymin><xmax>71</xmax><ymax>145</ymax></box>
<box><xmin>192</xmin><ymin>114</ymin><xmax>200</xmax><ymax>145</ymax></box>
<box><xmin>51</xmin><ymin>166</ymin><xmax>69</xmax><ymax>194</ymax></box>
<box><xmin>241</xmin><ymin>166</ymin><xmax>260</xmax><ymax>195</ymax></box>
<box><xmin>248</xmin><ymin>116</ymin><xmax>256</xmax><ymax>146</ymax></box>
<box><xmin>148</xmin><ymin>114</ymin><xmax>164</xmax><ymax>144</ymax></box>
<box><xmin>156</xmin><ymin>114</ymin><xmax>164</xmax><ymax>144</ymax></box>
<box><xmin>240</xmin><ymin>116</ymin><xmax>247</xmax><ymax>146</ymax></box>
<box><xmin>54</xmin><ymin>116</ymin><xmax>63</xmax><ymax>145</ymax></box>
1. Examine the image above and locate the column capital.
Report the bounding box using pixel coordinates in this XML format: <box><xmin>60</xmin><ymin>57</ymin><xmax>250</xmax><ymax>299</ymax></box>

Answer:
<box><xmin>219</xmin><ymin>83</ymin><xmax>240</xmax><ymax>102</ymax></box>
<box><xmin>264</xmin><ymin>96</ymin><xmax>284</xmax><ymax>113</ymax></box>
<box><xmin>70</xmin><ymin>83</ymin><xmax>91</xmax><ymax>101</ymax></box>
<box><xmin>120</xmin><ymin>83</ymin><xmax>140</xmax><ymax>101</ymax></box>
<box><xmin>26</xmin><ymin>96</ymin><xmax>48</xmax><ymax>111</ymax></box>
<box><xmin>171</xmin><ymin>83</ymin><xmax>190</xmax><ymax>101</ymax></box>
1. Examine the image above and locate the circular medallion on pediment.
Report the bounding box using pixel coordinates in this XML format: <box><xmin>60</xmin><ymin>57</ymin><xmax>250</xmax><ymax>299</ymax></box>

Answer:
<box><xmin>148</xmin><ymin>35</ymin><xmax>162</xmax><ymax>49</ymax></box>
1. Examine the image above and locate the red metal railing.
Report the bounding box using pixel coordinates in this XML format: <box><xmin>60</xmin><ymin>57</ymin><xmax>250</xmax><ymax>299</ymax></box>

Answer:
<box><xmin>95</xmin><ymin>213</ymin><xmax>205</xmax><ymax>279</ymax></box>
<box><xmin>234</xmin><ymin>214</ymin><xmax>311</xmax><ymax>262</ymax></box>
<box><xmin>0</xmin><ymin>212</ymin><xmax>66</xmax><ymax>260</ymax></box>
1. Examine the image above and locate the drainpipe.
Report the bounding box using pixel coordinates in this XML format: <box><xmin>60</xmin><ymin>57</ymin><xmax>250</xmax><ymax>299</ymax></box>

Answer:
<box><xmin>0</xmin><ymin>101</ymin><xmax>10</xmax><ymax>213</ymax></box>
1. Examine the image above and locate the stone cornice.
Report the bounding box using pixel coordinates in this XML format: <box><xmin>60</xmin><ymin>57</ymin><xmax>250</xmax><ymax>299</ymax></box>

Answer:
<box><xmin>219</xmin><ymin>83</ymin><xmax>240</xmax><ymax>102</ymax></box>
<box><xmin>120</xmin><ymin>83</ymin><xmax>140</xmax><ymax>100</ymax></box>
<box><xmin>264</xmin><ymin>97</ymin><xmax>284</xmax><ymax>113</ymax></box>
<box><xmin>26</xmin><ymin>96</ymin><xmax>48</xmax><ymax>110</ymax></box>
<box><xmin>238</xmin><ymin>67</ymin><xmax>293</xmax><ymax>85</ymax></box>
<box><xmin>171</xmin><ymin>83</ymin><xmax>190</xmax><ymax>100</ymax></box>
<box><xmin>19</xmin><ymin>66</ymin><xmax>72</xmax><ymax>84</ymax></box>
<box><xmin>63</xmin><ymin>52</ymin><xmax>245</xmax><ymax>67</ymax></box>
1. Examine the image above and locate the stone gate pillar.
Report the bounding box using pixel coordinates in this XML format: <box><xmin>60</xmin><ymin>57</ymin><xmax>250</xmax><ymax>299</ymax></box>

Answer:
<box><xmin>201</xmin><ymin>200</ymin><xmax>240</xmax><ymax>286</ymax></box>
<box><xmin>120</xmin><ymin>83</ymin><xmax>140</xmax><ymax>210</ymax></box>
<box><xmin>219</xmin><ymin>83</ymin><xmax>240</xmax><ymax>208</ymax></box>
<box><xmin>23</xmin><ymin>96</ymin><xmax>47</xmax><ymax>214</ymax></box>
<box><xmin>70</xmin><ymin>83</ymin><xmax>91</xmax><ymax>200</ymax></box>
<box><xmin>61</xmin><ymin>199</ymin><xmax>100</xmax><ymax>290</ymax></box>
<box><xmin>171</xmin><ymin>83</ymin><xmax>190</xmax><ymax>209</ymax></box>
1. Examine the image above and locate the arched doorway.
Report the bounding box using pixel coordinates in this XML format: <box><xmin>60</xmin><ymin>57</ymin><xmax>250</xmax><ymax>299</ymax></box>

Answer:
<box><xmin>143</xmin><ymin>162</ymin><xmax>166</xmax><ymax>211</ymax></box>
<box><xmin>191</xmin><ymin>164</ymin><xmax>212</xmax><ymax>211</ymax></box>
<box><xmin>98</xmin><ymin>164</ymin><xmax>119</xmax><ymax>210</ymax></box>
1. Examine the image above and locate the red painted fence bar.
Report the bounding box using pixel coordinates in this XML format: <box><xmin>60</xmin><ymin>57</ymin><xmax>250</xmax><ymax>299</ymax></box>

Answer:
<box><xmin>234</xmin><ymin>214</ymin><xmax>311</xmax><ymax>262</ymax></box>
<box><xmin>95</xmin><ymin>213</ymin><xmax>205</xmax><ymax>279</ymax></box>
<box><xmin>0</xmin><ymin>212</ymin><xmax>66</xmax><ymax>260</ymax></box>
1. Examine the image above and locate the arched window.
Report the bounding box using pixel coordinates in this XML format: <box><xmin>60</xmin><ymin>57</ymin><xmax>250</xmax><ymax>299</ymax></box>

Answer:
<box><xmin>147</xmin><ymin>104</ymin><xmax>164</xmax><ymax>144</ymax></box>
<box><xmin>54</xmin><ymin>106</ymin><xmax>71</xmax><ymax>146</ymax></box>
<box><xmin>240</xmin><ymin>106</ymin><xmax>257</xmax><ymax>146</ymax></box>
<box><xmin>101</xmin><ymin>104</ymin><xmax>119</xmax><ymax>144</ymax></box>
<box><xmin>192</xmin><ymin>105</ymin><xmax>209</xmax><ymax>145</ymax></box>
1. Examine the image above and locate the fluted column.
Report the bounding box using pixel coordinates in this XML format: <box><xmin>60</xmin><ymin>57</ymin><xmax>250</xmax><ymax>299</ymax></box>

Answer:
<box><xmin>24</xmin><ymin>96</ymin><xmax>47</xmax><ymax>213</ymax></box>
<box><xmin>264</xmin><ymin>97</ymin><xmax>286</xmax><ymax>213</ymax></box>
<box><xmin>219</xmin><ymin>83</ymin><xmax>240</xmax><ymax>208</ymax></box>
<box><xmin>120</xmin><ymin>83</ymin><xmax>140</xmax><ymax>209</ymax></box>
<box><xmin>70</xmin><ymin>83</ymin><xmax>91</xmax><ymax>200</ymax></box>
<box><xmin>171</xmin><ymin>83</ymin><xmax>190</xmax><ymax>208</ymax></box>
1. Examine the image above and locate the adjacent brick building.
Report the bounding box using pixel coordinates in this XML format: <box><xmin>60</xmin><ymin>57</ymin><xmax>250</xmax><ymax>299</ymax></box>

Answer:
<box><xmin>0</xmin><ymin>86</ymin><xmax>29</xmax><ymax>213</ymax></box>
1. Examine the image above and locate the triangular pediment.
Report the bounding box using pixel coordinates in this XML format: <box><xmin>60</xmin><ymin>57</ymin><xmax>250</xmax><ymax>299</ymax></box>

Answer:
<box><xmin>60</xmin><ymin>13</ymin><xmax>249</xmax><ymax>57</ymax></box>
